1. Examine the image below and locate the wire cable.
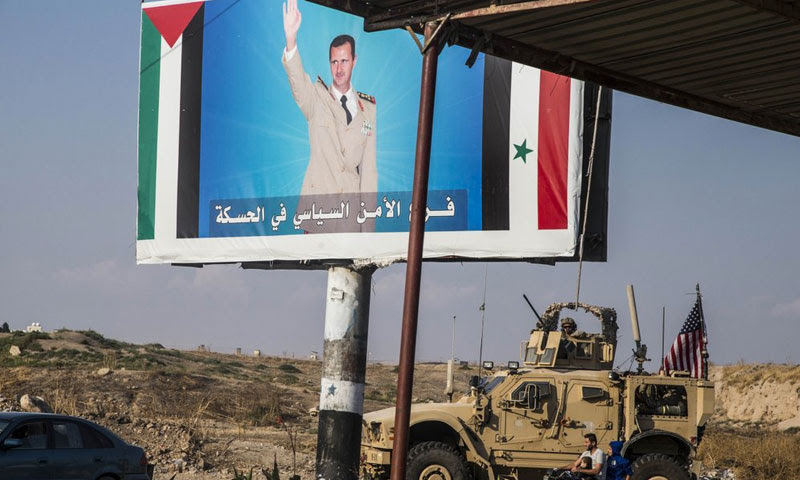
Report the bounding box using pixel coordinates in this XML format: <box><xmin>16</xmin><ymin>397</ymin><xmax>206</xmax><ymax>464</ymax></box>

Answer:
<box><xmin>575</xmin><ymin>86</ymin><xmax>604</xmax><ymax>305</ymax></box>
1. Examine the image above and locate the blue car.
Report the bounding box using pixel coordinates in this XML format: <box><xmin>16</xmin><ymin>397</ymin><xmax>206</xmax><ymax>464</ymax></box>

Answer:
<box><xmin>0</xmin><ymin>412</ymin><xmax>153</xmax><ymax>480</ymax></box>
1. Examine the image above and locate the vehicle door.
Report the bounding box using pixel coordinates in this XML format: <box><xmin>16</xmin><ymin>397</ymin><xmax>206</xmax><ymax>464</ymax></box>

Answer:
<box><xmin>559</xmin><ymin>380</ymin><xmax>615</xmax><ymax>449</ymax></box>
<box><xmin>497</xmin><ymin>377</ymin><xmax>557</xmax><ymax>459</ymax></box>
<box><xmin>48</xmin><ymin>419</ymin><xmax>96</xmax><ymax>480</ymax></box>
<box><xmin>0</xmin><ymin>420</ymin><xmax>51</xmax><ymax>480</ymax></box>
<box><xmin>48</xmin><ymin>419</ymin><xmax>120</xmax><ymax>480</ymax></box>
<box><xmin>78</xmin><ymin>421</ymin><xmax>120</xmax><ymax>477</ymax></box>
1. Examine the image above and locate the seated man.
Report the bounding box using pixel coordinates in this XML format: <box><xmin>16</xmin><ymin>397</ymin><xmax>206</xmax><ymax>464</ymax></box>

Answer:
<box><xmin>557</xmin><ymin>433</ymin><xmax>606</xmax><ymax>480</ymax></box>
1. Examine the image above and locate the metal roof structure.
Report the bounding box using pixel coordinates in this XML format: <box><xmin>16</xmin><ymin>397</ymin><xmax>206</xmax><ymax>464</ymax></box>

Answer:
<box><xmin>311</xmin><ymin>0</ymin><xmax>800</xmax><ymax>137</ymax></box>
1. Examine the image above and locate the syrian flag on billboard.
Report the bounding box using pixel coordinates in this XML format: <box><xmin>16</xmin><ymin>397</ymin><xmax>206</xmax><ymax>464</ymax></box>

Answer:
<box><xmin>480</xmin><ymin>56</ymin><xmax>610</xmax><ymax>260</ymax></box>
<box><xmin>664</xmin><ymin>298</ymin><xmax>707</xmax><ymax>378</ymax></box>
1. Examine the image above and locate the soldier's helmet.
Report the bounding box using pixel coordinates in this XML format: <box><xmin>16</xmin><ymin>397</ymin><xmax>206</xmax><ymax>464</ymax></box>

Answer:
<box><xmin>560</xmin><ymin>317</ymin><xmax>577</xmax><ymax>333</ymax></box>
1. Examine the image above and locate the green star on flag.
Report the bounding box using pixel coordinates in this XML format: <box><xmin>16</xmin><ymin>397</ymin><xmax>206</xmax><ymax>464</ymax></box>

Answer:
<box><xmin>513</xmin><ymin>139</ymin><xmax>533</xmax><ymax>163</ymax></box>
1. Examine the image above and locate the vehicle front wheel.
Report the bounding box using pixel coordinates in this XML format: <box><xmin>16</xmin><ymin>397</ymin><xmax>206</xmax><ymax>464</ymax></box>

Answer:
<box><xmin>631</xmin><ymin>453</ymin><xmax>689</xmax><ymax>480</ymax></box>
<box><xmin>406</xmin><ymin>441</ymin><xmax>470</xmax><ymax>480</ymax></box>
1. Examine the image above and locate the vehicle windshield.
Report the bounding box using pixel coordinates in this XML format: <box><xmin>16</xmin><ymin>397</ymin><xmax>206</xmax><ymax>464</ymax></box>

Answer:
<box><xmin>0</xmin><ymin>421</ymin><xmax>9</xmax><ymax>436</ymax></box>
<box><xmin>482</xmin><ymin>375</ymin><xmax>505</xmax><ymax>394</ymax></box>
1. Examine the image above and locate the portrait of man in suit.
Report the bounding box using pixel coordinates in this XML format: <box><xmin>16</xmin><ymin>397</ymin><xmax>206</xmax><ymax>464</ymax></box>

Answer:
<box><xmin>281</xmin><ymin>0</ymin><xmax>377</xmax><ymax>202</ymax></box>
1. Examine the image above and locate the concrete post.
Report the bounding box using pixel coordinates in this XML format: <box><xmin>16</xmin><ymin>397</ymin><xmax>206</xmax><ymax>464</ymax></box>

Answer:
<box><xmin>316</xmin><ymin>266</ymin><xmax>374</xmax><ymax>480</ymax></box>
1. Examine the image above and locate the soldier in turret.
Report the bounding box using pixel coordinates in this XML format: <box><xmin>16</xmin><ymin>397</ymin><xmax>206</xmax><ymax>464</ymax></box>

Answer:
<box><xmin>561</xmin><ymin>317</ymin><xmax>577</xmax><ymax>335</ymax></box>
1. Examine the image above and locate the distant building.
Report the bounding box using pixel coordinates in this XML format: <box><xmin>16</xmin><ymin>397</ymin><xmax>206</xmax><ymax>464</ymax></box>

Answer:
<box><xmin>235</xmin><ymin>347</ymin><xmax>242</xmax><ymax>356</ymax></box>
<box><xmin>253</xmin><ymin>349</ymin><xmax>261</xmax><ymax>357</ymax></box>
<box><xmin>309</xmin><ymin>351</ymin><xmax>319</xmax><ymax>361</ymax></box>
<box><xmin>25</xmin><ymin>323</ymin><xmax>43</xmax><ymax>333</ymax></box>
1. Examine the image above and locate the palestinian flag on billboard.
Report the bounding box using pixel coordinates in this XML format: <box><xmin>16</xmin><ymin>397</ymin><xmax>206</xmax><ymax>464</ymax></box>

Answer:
<box><xmin>138</xmin><ymin>0</ymin><xmax>206</xmax><ymax>242</ymax></box>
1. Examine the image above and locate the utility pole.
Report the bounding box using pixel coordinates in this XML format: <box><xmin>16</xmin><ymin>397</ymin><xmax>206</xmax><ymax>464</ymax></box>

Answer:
<box><xmin>661</xmin><ymin>306</ymin><xmax>666</xmax><ymax>372</ymax></box>
<box><xmin>445</xmin><ymin>315</ymin><xmax>456</xmax><ymax>402</ymax></box>
<box><xmin>451</xmin><ymin>315</ymin><xmax>456</xmax><ymax>360</ymax></box>
<box><xmin>478</xmin><ymin>264</ymin><xmax>488</xmax><ymax>377</ymax></box>
<box><xmin>316</xmin><ymin>265</ymin><xmax>374</xmax><ymax>480</ymax></box>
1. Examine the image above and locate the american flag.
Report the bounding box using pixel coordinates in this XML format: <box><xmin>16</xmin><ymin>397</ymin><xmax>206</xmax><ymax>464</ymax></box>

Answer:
<box><xmin>664</xmin><ymin>299</ymin><xmax>706</xmax><ymax>378</ymax></box>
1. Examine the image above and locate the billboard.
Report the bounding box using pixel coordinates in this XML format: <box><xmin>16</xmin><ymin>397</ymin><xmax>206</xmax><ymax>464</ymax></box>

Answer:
<box><xmin>136</xmin><ymin>0</ymin><xmax>611</xmax><ymax>265</ymax></box>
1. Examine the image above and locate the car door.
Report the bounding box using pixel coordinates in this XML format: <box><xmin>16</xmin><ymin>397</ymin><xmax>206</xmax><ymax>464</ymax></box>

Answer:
<box><xmin>559</xmin><ymin>381</ymin><xmax>614</xmax><ymax>448</ymax></box>
<box><xmin>0</xmin><ymin>420</ymin><xmax>51</xmax><ymax>480</ymax></box>
<box><xmin>498</xmin><ymin>377</ymin><xmax>558</xmax><ymax>461</ymax></box>
<box><xmin>77</xmin><ymin>421</ymin><xmax>120</xmax><ymax>478</ymax></box>
<box><xmin>48</xmin><ymin>419</ymin><xmax>95</xmax><ymax>480</ymax></box>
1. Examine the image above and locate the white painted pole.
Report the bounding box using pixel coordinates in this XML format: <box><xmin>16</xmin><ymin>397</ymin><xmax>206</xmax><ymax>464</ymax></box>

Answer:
<box><xmin>316</xmin><ymin>266</ymin><xmax>374</xmax><ymax>480</ymax></box>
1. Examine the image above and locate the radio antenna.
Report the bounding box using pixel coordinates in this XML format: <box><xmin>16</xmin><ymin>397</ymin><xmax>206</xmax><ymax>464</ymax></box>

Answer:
<box><xmin>478</xmin><ymin>264</ymin><xmax>488</xmax><ymax>377</ymax></box>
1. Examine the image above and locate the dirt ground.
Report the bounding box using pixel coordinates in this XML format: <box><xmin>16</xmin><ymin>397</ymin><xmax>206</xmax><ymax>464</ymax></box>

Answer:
<box><xmin>1</xmin><ymin>330</ymin><xmax>797</xmax><ymax>480</ymax></box>
<box><xmin>0</xmin><ymin>330</ymin><xmax>474</xmax><ymax>479</ymax></box>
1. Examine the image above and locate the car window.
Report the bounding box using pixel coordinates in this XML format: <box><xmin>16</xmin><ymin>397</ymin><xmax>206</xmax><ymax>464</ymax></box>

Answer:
<box><xmin>78</xmin><ymin>423</ymin><xmax>114</xmax><ymax>449</ymax></box>
<box><xmin>9</xmin><ymin>421</ymin><xmax>48</xmax><ymax>450</ymax></box>
<box><xmin>52</xmin><ymin>421</ymin><xmax>84</xmax><ymax>449</ymax></box>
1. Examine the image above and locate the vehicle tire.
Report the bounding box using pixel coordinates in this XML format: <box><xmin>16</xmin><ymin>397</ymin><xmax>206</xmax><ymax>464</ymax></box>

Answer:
<box><xmin>631</xmin><ymin>453</ymin><xmax>689</xmax><ymax>480</ymax></box>
<box><xmin>406</xmin><ymin>441</ymin><xmax>470</xmax><ymax>480</ymax></box>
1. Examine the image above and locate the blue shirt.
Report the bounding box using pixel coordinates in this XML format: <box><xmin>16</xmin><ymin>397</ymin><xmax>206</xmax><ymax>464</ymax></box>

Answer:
<box><xmin>606</xmin><ymin>454</ymin><xmax>632</xmax><ymax>480</ymax></box>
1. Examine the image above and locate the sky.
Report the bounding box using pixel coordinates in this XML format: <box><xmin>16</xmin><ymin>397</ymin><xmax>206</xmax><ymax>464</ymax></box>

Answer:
<box><xmin>1</xmin><ymin>0</ymin><xmax>799</xmax><ymax>369</ymax></box>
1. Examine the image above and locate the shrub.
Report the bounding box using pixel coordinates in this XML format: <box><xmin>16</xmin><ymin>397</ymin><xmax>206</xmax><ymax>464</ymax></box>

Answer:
<box><xmin>0</xmin><ymin>331</ymin><xmax>50</xmax><ymax>353</ymax></box>
<box><xmin>278</xmin><ymin>364</ymin><xmax>301</xmax><ymax>374</ymax></box>
<box><xmin>278</xmin><ymin>374</ymin><xmax>299</xmax><ymax>385</ymax></box>
<box><xmin>77</xmin><ymin>330</ymin><xmax>131</xmax><ymax>350</ymax></box>
<box><xmin>232</xmin><ymin>467</ymin><xmax>255</xmax><ymax>480</ymax></box>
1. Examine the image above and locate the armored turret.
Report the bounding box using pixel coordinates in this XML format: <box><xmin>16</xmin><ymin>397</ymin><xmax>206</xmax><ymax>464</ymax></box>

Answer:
<box><xmin>522</xmin><ymin>302</ymin><xmax>618</xmax><ymax>370</ymax></box>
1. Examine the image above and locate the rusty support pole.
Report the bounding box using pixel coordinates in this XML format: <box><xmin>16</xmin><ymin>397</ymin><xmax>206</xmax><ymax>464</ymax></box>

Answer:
<box><xmin>390</xmin><ymin>21</ymin><xmax>440</xmax><ymax>480</ymax></box>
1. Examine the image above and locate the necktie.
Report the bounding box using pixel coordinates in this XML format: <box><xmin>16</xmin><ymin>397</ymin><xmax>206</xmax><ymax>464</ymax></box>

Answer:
<box><xmin>340</xmin><ymin>95</ymin><xmax>352</xmax><ymax>125</ymax></box>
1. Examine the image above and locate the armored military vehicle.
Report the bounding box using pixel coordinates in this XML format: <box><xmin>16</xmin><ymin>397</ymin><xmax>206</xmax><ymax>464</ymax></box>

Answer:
<box><xmin>360</xmin><ymin>301</ymin><xmax>714</xmax><ymax>480</ymax></box>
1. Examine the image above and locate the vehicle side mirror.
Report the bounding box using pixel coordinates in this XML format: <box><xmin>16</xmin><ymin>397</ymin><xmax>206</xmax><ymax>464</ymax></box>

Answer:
<box><xmin>2</xmin><ymin>438</ymin><xmax>23</xmax><ymax>450</ymax></box>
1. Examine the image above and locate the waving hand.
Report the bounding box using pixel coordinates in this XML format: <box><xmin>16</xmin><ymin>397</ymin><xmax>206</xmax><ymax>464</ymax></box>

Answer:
<box><xmin>283</xmin><ymin>0</ymin><xmax>302</xmax><ymax>51</ymax></box>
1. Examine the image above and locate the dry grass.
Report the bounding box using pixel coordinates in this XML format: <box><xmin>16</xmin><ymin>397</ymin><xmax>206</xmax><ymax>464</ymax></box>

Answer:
<box><xmin>720</xmin><ymin>363</ymin><xmax>800</xmax><ymax>388</ymax></box>
<box><xmin>699</xmin><ymin>429</ymin><xmax>800</xmax><ymax>480</ymax></box>
<box><xmin>103</xmin><ymin>351</ymin><xmax>117</xmax><ymax>370</ymax></box>
<box><xmin>49</xmin><ymin>377</ymin><xmax>80</xmax><ymax>416</ymax></box>
<box><xmin>0</xmin><ymin>367</ymin><xmax>30</xmax><ymax>393</ymax></box>
<box><xmin>227</xmin><ymin>384</ymin><xmax>285</xmax><ymax>429</ymax></box>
